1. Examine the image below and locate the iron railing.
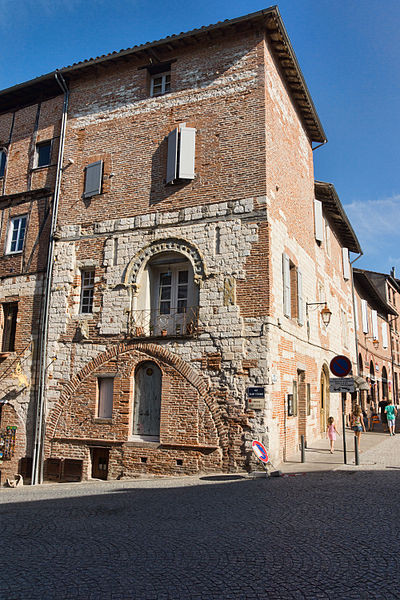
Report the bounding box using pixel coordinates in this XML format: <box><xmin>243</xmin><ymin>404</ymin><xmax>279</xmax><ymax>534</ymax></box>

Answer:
<box><xmin>129</xmin><ymin>307</ymin><xmax>199</xmax><ymax>338</ymax></box>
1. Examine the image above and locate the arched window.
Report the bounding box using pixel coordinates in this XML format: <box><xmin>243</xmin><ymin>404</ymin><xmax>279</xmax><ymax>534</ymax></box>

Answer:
<box><xmin>135</xmin><ymin>251</ymin><xmax>199</xmax><ymax>337</ymax></box>
<box><xmin>382</xmin><ymin>366</ymin><xmax>388</xmax><ymax>400</ymax></box>
<box><xmin>132</xmin><ymin>362</ymin><xmax>162</xmax><ymax>440</ymax></box>
<box><xmin>358</xmin><ymin>353</ymin><xmax>363</xmax><ymax>375</ymax></box>
<box><xmin>370</xmin><ymin>361</ymin><xmax>376</xmax><ymax>402</ymax></box>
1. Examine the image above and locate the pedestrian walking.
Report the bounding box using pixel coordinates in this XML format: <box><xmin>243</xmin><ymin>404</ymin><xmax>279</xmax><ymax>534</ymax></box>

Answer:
<box><xmin>366</xmin><ymin>400</ymin><xmax>377</xmax><ymax>431</ymax></box>
<box><xmin>379</xmin><ymin>397</ymin><xmax>389</xmax><ymax>432</ymax></box>
<box><xmin>326</xmin><ymin>416</ymin><xmax>340</xmax><ymax>454</ymax></box>
<box><xmin>385</xmin><ymin>399</ymin><xmax>397</xmax><ymax>436</ymax></box>
<box><xmin>351</xmin><ymin>405</ymin><xmax>366</xmax><ymax>450</ymax></box>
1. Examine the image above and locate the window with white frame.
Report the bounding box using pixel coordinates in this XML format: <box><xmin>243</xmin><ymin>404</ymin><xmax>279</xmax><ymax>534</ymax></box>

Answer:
<box><xmin>150</xmin><ymin>71</ymin><xmax>171</xmax><ymax>97</ymax></box>
<box><xmin>6</xmin><ymin>215</ymin><xmax>27</xmax><ymax>254</ymax></box>
<box><xmin>79</xmin><ymin>270</ymin><xmax>95</xmax><ymax>314</ymax></box>
<box><xmin>97</xmin><ymin>377</ymin><xmax>113</xmax><ymax>419</ymax></box>
<box><xmin>35</xmin><ymin>141</ymin><xmax>52</xmax><ymax>168</ymax></box>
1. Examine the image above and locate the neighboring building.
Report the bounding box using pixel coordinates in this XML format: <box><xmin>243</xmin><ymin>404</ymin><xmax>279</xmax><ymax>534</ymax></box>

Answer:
<box><xmin>0</xmin><ymin>7</ymin><xmax>362</xmax><ymax>483</ymax></box>
<box><xmin>0</xmin><ymin>94</ymin><xmax>62</xmax><ymax>483</ymax></box>
<box><xmin>353</xmin><ymin>269</ymin><xmax>398</xmax><ymax>410</ymax></box>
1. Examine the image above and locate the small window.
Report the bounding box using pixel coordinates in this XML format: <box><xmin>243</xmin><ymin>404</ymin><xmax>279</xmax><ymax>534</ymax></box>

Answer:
<box><xmin>6</xmin><ymin>215</ymin><xmax>27</xmax><ymax>254</ymax></box>
<box><xmin>0</xmin><ymin>150</ymin><xmax>6</xmax><ymax>178</ymax></box>
<box><xmin>2</xmin><ymin>302</ymin><xmax>18</xmax><ymax>352</ymax></box>
<box><xmin>36</xmin><ymin>141</ymin><xmax>52</xmax><ymax>168</ymax></box>
<box><xmin>282</xmin><ymin>254</ymin><xmax>303</xmax><ymax>324</ymax></box>
<box><xmin>80</xmin><ymin>270</ymin><xmax>95</xmax><ymax>313</ymax></box>
<box><xmin>97</xmin><ymin>377</ymin><xmax>113</xmax><ymax>419</ymax></box>
<box><xmin>150</xmin><ymin>71</ymin><xmax>171</xmax><ymax>97</ymax></box>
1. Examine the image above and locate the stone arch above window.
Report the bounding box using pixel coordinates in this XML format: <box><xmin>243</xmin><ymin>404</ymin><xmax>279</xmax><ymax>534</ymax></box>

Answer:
<box><xmin>123</xmin><ymin>238</ymin><xmax>206</xmax><ymax>287</ymax></box>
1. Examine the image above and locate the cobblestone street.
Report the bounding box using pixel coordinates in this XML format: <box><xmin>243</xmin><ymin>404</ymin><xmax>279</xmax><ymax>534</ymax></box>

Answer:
<box><xmin>2</xmin><ymin>435</ymin><xmax>400</xmax><ymax>600</ymax></box>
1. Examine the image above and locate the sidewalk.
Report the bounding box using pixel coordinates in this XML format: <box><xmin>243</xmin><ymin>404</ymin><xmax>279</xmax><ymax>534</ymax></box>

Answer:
<box><xmin>278</xmin><ymin>423</ymin><xmax>400</xmax><ymax>474</ymax></box>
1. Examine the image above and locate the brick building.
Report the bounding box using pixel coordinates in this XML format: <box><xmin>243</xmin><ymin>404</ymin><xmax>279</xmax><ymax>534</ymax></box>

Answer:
<box><xmin>0</xmin><ymin>7</ymin><xmax>362</xmax><ymax>483</ymax></box>
<box><xmin>353</xmin><ymin>269</ymin><xmax>399</xmax><ymax>410</ymax></box>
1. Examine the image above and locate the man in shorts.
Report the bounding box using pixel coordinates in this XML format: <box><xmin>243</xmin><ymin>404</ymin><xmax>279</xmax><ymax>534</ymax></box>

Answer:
<box><xmin>385</xmin><ymin>399</ymin><xmax>397</xmax><ymax>436</ymax></box>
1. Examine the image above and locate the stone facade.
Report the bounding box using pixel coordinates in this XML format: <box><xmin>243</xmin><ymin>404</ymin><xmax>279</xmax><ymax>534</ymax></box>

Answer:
<box><xmin>0</xmin><ymin>9</ymin><xmax>369</xmax><ymax>483</ymax></box>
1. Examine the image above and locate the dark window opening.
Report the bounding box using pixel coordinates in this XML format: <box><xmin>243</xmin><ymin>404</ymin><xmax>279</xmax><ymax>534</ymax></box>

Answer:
<box><xmin>0</xmin><ymin>150</ymin><xmax>6</xmax><ymax>178</ymax></box>
<box><xmin>36</xmin><ymin>141</ymin><xmax>52</xmax><ymax>168</ymax></box>
<box><xmin>2</xmin><ymin>303</ymin><xmax>18</xmax><ymax>352</ymax></box>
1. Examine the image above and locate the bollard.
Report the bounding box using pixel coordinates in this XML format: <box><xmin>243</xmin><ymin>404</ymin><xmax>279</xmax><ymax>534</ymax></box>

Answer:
<box><xmin>300</xmin><ymin>435</ymin><xmax>305</xmax><ymax>463</ymax></box>
<box><xmin>354</xmin><ymin>436</ymin><xmax>360</xmax><ymax>466</ymax></box>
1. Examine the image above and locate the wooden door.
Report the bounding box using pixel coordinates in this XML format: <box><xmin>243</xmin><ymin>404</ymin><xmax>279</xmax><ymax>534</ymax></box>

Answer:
<box><xmin>133</xmin><ymin>362</ymin><xmax>162</xmax><ymax>439</ymax></box>
<box><xmin>91</xmin><ymin>448</ymin><xmax>109</xmax><ymax>480</ymax></box>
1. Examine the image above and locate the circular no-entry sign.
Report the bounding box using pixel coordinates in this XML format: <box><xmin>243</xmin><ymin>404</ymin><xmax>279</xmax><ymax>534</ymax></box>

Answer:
<box><xmin>330</xmin><ymin>355</ymin><xmax>352</xmax><ymax>377</ymax></box>
<box><xmin>252</xmin><ymin>440</ymin><xmax>269</xmax><ymax>464</ymax></box>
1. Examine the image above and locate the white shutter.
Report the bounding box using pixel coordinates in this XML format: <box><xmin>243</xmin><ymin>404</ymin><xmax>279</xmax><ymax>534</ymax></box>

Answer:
<box><xmin>342</xmin><ymin>247</ymin><xmax>350</xmax><ymax>280</ymax></box>
<box><xmin>83</xmin><ymin>161</ymin><xmax>103</xmax><ymax>198</ymax></box>
<box><xmin>371</xmin><ymin>310</ymin><xmax>378</xmax><ymax>340</ymax></box>
<box><xmin>314</xmin><ymin>199</ymin><xmax>323</xmax><ymax>242</ymax></box>
<box><xmin>178</xmin><ymin>126</ymin><xmax>196</xmax><ymax>179</ymax></box>
<box><xmin>382</xmin><ymin>322</ymin><xmax>388</xmax><ymax>348</ymax></box>
<box><xmin>166</xmin><ymin>128</ymin><xmax>178</xmax><ymax>184</ymax></box>
<box><xmin>354</xmin><ymin>297</ymin><xmax>359</xmax><ymax>331</ymax></box>
<box><xmin>361</xmin><ymin>299</ymin><xmax>368</xmax><ymax>333</ymax></box>
<box><xmin>297</xmin><ymin>269</ymin><xmax>304</xmax><ymax>325</ymax></box>
<box><xmin>282</xmin><ymin>253</ymin><xmax>291</xmax><ymax>318</ymax></box>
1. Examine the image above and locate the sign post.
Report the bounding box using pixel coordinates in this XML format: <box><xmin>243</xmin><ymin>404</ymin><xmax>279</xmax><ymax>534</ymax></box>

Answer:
<box><xmin>330</xmin><ymin>356</ymin><xmax>352</xmax><ymax>465</ymax></box>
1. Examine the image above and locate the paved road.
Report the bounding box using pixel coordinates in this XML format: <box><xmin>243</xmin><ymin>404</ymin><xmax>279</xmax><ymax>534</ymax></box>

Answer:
<box><xmin>1</xmin><ymin>459</ymin><xmax>400</xmax><ymax>599</ymax></box>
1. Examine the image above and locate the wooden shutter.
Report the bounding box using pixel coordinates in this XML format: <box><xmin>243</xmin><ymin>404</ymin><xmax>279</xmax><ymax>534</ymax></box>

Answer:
<box><xmin>371</xmin><ymin>309</ymin><xmax>378</xmax><ymax>339</ymax></box>
<box><xmin>314</xmin><ymin>199</ymin><xmax>323</xmax><ymax>242</ymax></box>
<box><xmin>382</xmin><ymin>322</ymin><xmax>388</xmax><ymax>348</ymax></box>
<box><xmin>282</xmin><ymin>253</ymin><xmax>291</xmax><ymax>318</ymax></box>
<box><xmin>354</xmin><ymin>297</ymin><xmax>359</xmax><ymax>331</ymax></box>
<box><xmin>83</xmin><ymin>161</ymin><xmax>103</xmax><ymax>198</ymax></box>
<box><xmin>361</xmin><ymin>299</ymin><xmax>368</xmax><ymax>333</ymax></box>
<box><xmin>166</xmin><ymin>128</ymin><xmax>178</xmax><ymax>184</ymax></box>
<box><xmin>342</xmin><ymin>247</ymin><xmax>350</xmax><ymax>280</ymax></box>
<box><xmin>178</xmin><ymin>126</ymin><xmax>196</xmax><ymax>179</ymax></box>
<box><xmin>297</xmin><ymin>269</ymin><xmax>304</xmax><ymax>325</ymax></box>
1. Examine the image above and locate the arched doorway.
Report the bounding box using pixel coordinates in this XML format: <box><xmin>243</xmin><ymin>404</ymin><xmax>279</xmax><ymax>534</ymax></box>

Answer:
<box><xmin>369</xmin><ymin>361</ymin><xmax>376</xmax><ymax>403</ymax></box>
<box><xmin>382</xmin><ymin>366</ymin><xmax>388</xmax><ymax>400</ymax></box>
<box><xmin>135</xmin><ymin>251</ymin><xmax>199</xmax><ymax>337</ymax></box>
<box><xmin>132</xmin><ymin>361</ymin><xmax>162</xmax><ymax>440</ymax></box>
<box><xmin>320</xmin><ymin>366</ymin><xmax>330</xmax><ymax>433</ymax></box>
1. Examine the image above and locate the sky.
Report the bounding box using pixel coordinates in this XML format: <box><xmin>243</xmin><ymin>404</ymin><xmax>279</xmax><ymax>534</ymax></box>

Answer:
<box><xmin>0</xmin><ymin>0</ymin><xmax>399</xmax><ymax>276</ymax></box>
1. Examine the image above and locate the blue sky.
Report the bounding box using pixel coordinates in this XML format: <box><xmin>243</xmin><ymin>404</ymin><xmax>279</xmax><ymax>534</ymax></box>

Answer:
<box><xmin>0</xmin><ymin>0</ymin><xmax>399</xmax><ymax>276</ymax></box>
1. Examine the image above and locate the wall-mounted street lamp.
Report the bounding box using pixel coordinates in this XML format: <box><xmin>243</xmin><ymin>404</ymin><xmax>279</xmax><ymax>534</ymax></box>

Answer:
<box><xmin>306</xmin><ymin>301</ymin><xmax>332</xmax><ymax>326</ymax></box>
<box><xmin>366</xmin><ymin>336</ymin><xmax>379</xmax><ymax>349</ymax></box>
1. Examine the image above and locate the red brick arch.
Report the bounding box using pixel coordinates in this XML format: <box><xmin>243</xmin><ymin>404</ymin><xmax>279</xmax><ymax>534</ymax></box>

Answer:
<box><xmin>46</xmin><ymin>342</ymin><xmax>229</xmax><ymax>456</ymax></box>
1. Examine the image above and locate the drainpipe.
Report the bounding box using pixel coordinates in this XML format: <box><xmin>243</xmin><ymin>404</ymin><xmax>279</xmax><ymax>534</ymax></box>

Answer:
<box><xmin>31</xmin><ymin>72</ymin><xmax>69</xmax><ymax>485</ymax></box>
<box><xmin>350</xmin><ymin>252</ymin><xmax>363</xmax><ymax>407</ymax></box>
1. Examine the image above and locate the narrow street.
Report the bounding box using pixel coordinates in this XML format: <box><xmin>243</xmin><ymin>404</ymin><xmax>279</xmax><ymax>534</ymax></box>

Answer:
<box><xmin>2</xmin><ymin>433</ymin><xmax>400</xmax><ymax>599</ymax></box>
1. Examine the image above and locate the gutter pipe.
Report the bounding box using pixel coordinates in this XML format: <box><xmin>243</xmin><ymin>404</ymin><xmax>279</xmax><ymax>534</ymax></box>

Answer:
<box><xmin>31</xmin><ymin>72</ymin><xmax>69</xmax><ymax>485</ymax></box>
<box><xmin>350</xmin><ymin>252</ymin><xmax>363</xmax><ymax>405</ymax></box>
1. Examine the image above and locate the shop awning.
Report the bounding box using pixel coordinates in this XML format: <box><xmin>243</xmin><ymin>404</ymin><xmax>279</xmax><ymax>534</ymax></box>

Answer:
<box><xmin>354</xmin><ymin>375</ymin><xmax>370</xmax><ymax>391</ymax></box>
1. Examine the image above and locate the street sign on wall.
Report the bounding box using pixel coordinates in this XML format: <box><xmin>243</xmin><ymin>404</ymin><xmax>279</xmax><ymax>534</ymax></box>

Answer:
<box><xmin>330</xmin><ymin>355</ymin><xmax>352</xmax><ymax>377</ymax></box>
<box><xmin>329</xmin><ymin>377</ymin><xmax>355</xmax><ymax>393</ymax></box>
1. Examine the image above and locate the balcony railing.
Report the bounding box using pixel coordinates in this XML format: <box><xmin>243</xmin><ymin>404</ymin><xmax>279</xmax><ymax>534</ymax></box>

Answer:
<box><xmin>129</xmin><ymin>307</ymin><xmax>199</xmax><ymax>338</ymax></box>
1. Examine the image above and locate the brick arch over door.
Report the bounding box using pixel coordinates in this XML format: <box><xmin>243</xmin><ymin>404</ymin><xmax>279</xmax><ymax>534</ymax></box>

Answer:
<box><xmin>46</xmin><ymin>342</ymin><xmax>229</xmax><ymax>456</ymax></box>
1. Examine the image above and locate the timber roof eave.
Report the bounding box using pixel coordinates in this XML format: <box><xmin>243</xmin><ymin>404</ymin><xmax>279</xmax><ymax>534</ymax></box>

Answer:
<box><xmin>353</xmin><ymin>269</ymin><xmax>398</xmax><ymax>317</ymax></box>
<box><xmin>314</xmin><ymin>180</ymin><xmax>362</xmax><ymax>254</ymax></box>
<box><xmin>0</xmin><ymin>7</ymin><xmax>326</xmax><ymax>142</ymax></box>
